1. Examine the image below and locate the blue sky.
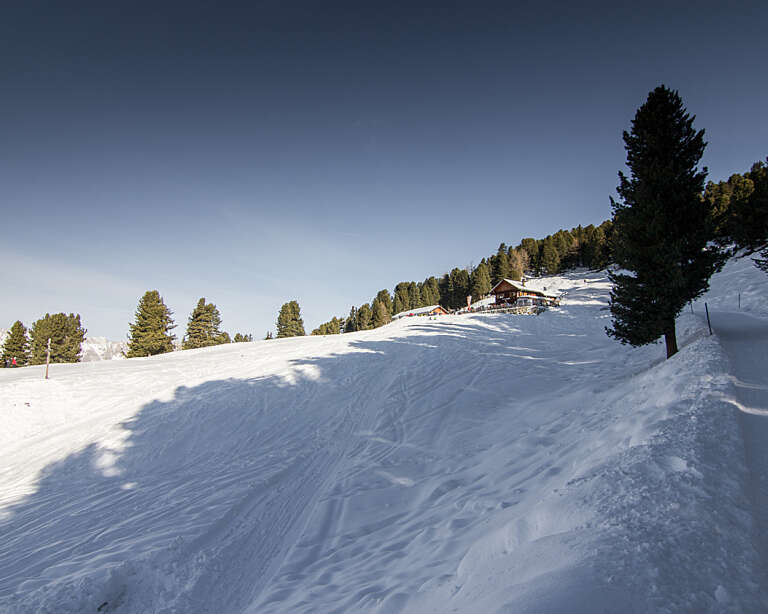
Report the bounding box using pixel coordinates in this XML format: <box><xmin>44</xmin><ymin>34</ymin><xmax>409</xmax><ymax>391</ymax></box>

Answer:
<box><xmin>1</xmin><ymin>1</ymin><xmax>766</xmax><ymax>340</ymax></box>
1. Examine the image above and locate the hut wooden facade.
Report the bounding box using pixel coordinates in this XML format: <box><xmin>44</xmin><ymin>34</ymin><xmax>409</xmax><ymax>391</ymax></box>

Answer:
<box><xmin>489</xmin><ymin>279</ymin><xmax>559</xmax><ymax>308</ymax></box>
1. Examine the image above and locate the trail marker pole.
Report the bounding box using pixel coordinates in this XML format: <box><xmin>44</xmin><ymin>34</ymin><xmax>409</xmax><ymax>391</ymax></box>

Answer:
<box><xmin>45</xmin><ymin>338</ymin><xmax>51</xmax><ymax>379</ymax></box>
<box><xmin>738</xmin><ymin>292</ymin><xmax>741</xmax><ymax>310</ymax></box>
<box><xmin>704</xmin><ymin>303</ymin><xmax>713</xmax><ymax>336</ymax></box>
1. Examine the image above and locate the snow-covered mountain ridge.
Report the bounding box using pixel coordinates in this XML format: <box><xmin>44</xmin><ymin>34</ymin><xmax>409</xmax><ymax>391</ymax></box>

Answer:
<box><xmin>0</xmin><ymin>258</ymin><xmax>766</xmax><ymax>613</ymax></box>
<box><xmin>0</xmin><ymin>329</ymin><xmax>126</xmax><ymax>362</ymax></box>
<box><xmin>80</xmin><ymin>337</ymin><xmax>128</xmax><ymax>362</ymax></box>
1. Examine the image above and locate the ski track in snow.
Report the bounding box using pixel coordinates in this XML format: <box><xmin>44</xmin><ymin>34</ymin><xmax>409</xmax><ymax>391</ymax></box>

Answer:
<box><xmin>0</xmin><ymin>258</ymin><xmax>767</xmax><ymax>613</ymax></box>
<box><xmin>713</xmin><ymin>311</ymin><xmax>768</xmax><ymax>592</ymax></box>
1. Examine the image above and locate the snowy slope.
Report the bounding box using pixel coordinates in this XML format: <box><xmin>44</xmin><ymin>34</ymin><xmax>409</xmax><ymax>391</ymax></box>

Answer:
<box><xmin>1</xmin><ymin>260</ymin><xmax>766</xmax><ymax>613</ymax></box>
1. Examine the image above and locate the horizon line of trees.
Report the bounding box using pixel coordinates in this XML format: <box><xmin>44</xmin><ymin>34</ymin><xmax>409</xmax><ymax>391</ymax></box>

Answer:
<box><xmin>125</xmin><ymin>291</ymin><xmax>254</xmax><ymax>358</ymax></box>
<box><xmin>308</xmin><ymin>219</ymin><xmax>613</xmax><ymax>337</ymax></box>
<box><xmin>1</xmin><ymin>313</ymin><xmax>87</xmax><ymax>368</ymax></box>
<box><xmin>308</xmin><ymin>150</ymin><xmax>764</xmax><ymax>341</ymax></box>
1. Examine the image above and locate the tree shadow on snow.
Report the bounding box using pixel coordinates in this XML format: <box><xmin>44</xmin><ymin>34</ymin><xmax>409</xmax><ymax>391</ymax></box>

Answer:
<box><xmin>0</xmin><ymin>314</ymin><xmax>648</xmax><ymax>612</ymax></box>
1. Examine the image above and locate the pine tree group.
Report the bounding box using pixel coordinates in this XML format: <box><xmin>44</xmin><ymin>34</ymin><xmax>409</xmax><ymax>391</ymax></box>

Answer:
<box><xmin>470</xmin><ymin>261</ymin><xmax>492</xmax><ymax>299</ymax></box>
<box><xmin>1</xmin><ymin>321</ymin><xmax>30</xmax><ymax>366</ymax></box>
<box><xmin>607</xmin><ymin>85</ymin><xmax>724</xmax><ymax>358</ymax></box>
<box><xmin>311</xmin><ymin>317</ymin><xmax>343</xmax><ymax>335</ymax></box>
<box><xmin>707</xmin><ymin>158</ymin><xmax>768</xmax><ymax>273</ymax></box>
<box><xmin>276</xmin><ymin>301</ymin><xmax>305</xmax><ymax>338</ymax></box>
<box><xmin>126</xmin><ymin>290</ymin><xmax>176</xmax><ymax>357</ymax></box>
<box><xmin>183</xmin><ymin>298</ymin><xmax>230</xmax><ymax>349</ymax></box>
<box><xmin>29</xmin><ymin>313</ymin><xmax>86</xmax><ymax>364</ymax></box>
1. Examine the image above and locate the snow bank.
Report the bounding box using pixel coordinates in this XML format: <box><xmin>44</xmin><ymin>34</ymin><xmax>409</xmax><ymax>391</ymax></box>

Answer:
<box><xmin>1</xmin><ymin>264</ymin><xmax>765</xmax><ymax>613</ymax></box>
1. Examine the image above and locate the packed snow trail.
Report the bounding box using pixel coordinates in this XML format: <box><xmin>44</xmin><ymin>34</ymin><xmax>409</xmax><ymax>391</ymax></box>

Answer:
<box><xmin>1</xmin><ymin>262</ymin><xmax>766</xmax><ymax>613</ymax></box>
<box><xmin>712</xmin><ymin>310</ymin><xmax>768</xmax><ymax>586</ymax></box>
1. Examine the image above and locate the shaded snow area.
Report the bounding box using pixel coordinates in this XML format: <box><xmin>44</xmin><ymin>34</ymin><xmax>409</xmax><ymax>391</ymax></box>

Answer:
<box><xmin>1</xmin><ymin>259</ymin><xmax>767</xmax><ymax>613</ymax></box>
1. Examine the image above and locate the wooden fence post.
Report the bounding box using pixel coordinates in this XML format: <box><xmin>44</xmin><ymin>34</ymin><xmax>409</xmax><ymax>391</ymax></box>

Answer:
<box><xmin>704</xmin><ymin>303</ymin><xmax>712</xmax><ymax>336</ymax></box>
<box><xmin>45</xmin><ymin>338</ymin><xmax>51</xmax><ymax>379</ymax></box>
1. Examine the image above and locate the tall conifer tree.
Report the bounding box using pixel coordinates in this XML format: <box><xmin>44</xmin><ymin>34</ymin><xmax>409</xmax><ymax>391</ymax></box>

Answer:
<box><xmin>276</xmin><ymin>300</ymin><xmax>306</xmax><ymax>338</ymax></box>
<box><xmin>356</xmin><ymin>303</ymin><xmax>373</xmax><ymax>330</ymax></box>
<box><xmin>421</xmin><ymin>277</ymin><xmax>440</xmax><ymax>306</ymax></box>
<box><xmin>470</xmin><ymin>261</ymin><xmax>492</xmax><ymax>298</ymax></box>
<box><xmin>2</xmin><ymin>320</ymin><xmax>30</xmax><ymax>366</ymax></box>
<box><xmin>372</xmin><ymin>301</ymin><xmax>391</xmax><ymax>328</ymax></box>
<box><xmin>492</xmin><ymin>243</ymin><xmax>510</xmax><ymax>284</ymax></box>
<box><xmin>407</xmin><ymin>282</ymin><xmax>422</xmax><ymax>309</ymax></box>
<box><xmin>607</xmin><ymin>85</ymin><xmax>724</xmax><ymax>358</ymax></box>
<box><xmin>126</xmin><ymin>290</ymin><xmax>176</xmax><ymax>357</ymax></box>
<box><xmin>29</xmin><ymin>313</ymin><xmax>86</xmax><ymax>364</ymax></box>
<box><xmin>344</xmin><ymin>306</ymin><xmax>358</xmax><ymax>333</ymax></box>
<box><xmin>392</xmin><ymin>283</ymin><xmax>410</xmax><ymax>315</ymax></box>
<box><xmin>183</xmin><ymin>298</ymin><xmax>229</xmax><ymax>349</ymax></box>
<box><xmin>540</xmin><ymin>237</ymin><xmax>561</xmax><ymax>274</ymax></box>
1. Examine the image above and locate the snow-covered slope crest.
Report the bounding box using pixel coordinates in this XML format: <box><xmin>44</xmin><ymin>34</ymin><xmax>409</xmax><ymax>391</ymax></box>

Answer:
<box><xmin>80</xmin><ymin>337</ymin><xmax>128</xmax><ymax>362</ymax></box>
<box><xmin>0</xmin><ymin>263</ymin><xmax>766</xmax><ymax>613</ymax></box>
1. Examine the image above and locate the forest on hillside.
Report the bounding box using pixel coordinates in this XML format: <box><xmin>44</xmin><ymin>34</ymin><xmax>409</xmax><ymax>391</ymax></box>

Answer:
<box><xmin>312</xmin><ymin>156</ymin><xmax>767</xmax><ymax>336</ymax></box>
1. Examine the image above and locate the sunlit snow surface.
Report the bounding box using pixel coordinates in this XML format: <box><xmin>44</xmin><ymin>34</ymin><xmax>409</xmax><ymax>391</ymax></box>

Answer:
<box><xmin>1</xmin><ymin>259</ymin><xmax>767</xmax><ymax>613</ymax></box>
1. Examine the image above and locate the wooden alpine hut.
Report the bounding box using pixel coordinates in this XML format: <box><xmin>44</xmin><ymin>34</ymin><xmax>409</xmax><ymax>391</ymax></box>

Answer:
<box><xmin>391</xmin><ymin>304</ymin><xmax>449</xmax><ymax>321</ymax></box>
<box><xmin>489</xmin><ymin>279</ymin><xmax>560</xmax><ymax>308</ymax></box>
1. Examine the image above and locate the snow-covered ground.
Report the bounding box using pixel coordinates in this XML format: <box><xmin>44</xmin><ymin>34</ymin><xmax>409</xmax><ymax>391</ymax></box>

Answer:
<box><xmin>1</xmin><ymin>258</ymin><xmax>766</xmax><ymax>613</ymax></box>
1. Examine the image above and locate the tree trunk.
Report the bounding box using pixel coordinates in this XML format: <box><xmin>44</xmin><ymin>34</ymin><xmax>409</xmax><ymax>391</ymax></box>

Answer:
<box><xmin>664</xmin><ymin>323</ymin><xmax>678</xmax><ymax>359</ymax></box>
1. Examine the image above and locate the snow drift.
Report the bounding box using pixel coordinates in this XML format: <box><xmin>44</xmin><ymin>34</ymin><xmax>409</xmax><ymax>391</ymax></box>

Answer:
<box><xmin>1</xmin><ymin>258</ymin><xmax>766</xmax><ymax>613</ymax></box>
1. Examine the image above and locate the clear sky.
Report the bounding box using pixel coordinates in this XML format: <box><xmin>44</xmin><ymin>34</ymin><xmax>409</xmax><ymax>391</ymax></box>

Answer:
<box><xmin>1</xmin><ymin>0</ymin><xmax>766</xmax><ymax>340</ymax></box>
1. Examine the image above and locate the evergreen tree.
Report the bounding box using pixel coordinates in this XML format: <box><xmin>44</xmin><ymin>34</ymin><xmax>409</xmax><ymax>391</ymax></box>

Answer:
<box><xmin>392</xmin><ymin>283</ymin><xmax>410</xmax><ymax>315</ymax></box>
<box><xmin>372</xmin><ymin>300</ymin><xmax>391</xmax><ymax>327</ymax></box>
<box><xmin>552</xmin><ymin>230</ymin><xmax>574</xmax><ymax>265</ymax></box>
<box><xmin>607</xmin><ymin>85</ymin><xmax>724</xmax><ymax>358</ymax></box>
<box><xmin>582</xmin><ymin>224</ymin><xmax>608</xmax><ymax>270</ymax></box>
<box><xmin>372</xmin><ymin>289</ymin><xmax>392</xmax><ymax>315</ymax></box>
<box><xmin>312</xmin><ymin>317</ymin><xmax>343</xmax><ymax>335</ymax></box>
<box><xmin>724</xmin><ymin>159</ymin><xmax>768</xmax><ymax>270</ymax></box>
<box><xmin>447</xmin><ymin>268</ymin><xmax>470</xmax><ymax>309</ymax></box>
<box><xmin>519</xmin><ymin>238</ymin><xmax>539</xmax><ymax>273</ymax></box>
<box><xmin>126</xmin><ymin>290</ymin><xmax>176</xmax><ymax>357</ymax></box>
<box><xmin>507</xmin><ymin>250</ymin><xmax>525</xmax><ymax>281</ymax></box>
<box><xmin>438</xmin><ymin>274</ymin><xmax>450</xmax><ymax>307</ymax></box>
<box><xmin>344</xmin><ymin>306</ymin><xmax>358</xmax><ymax>333</ymax></box>
<box><xmin>264</xmin><ymin>331</ymin><xmax>274</xmax><ymax>340</ymax></box>
<box><xmin>29</xmin><ymin>313</ymin><xmax>86</xmax><ymax>364</ymax></box>
<box><xmin>1</xmin><ymin>320</ymin><xmax>30</xmax><ymax>366</ymax></box>
<box><xmin>233</xmin><ymin>333</ymin><xmax>253</xmax><ymax>342</ymax></box>
<box><xmin>276</xmin><ymin>300</ymin><xmax>305</xmax><ymax>338</ymax></box>
<box><xmin>371</xmin><ymin>290</ymin><xmax>392</xmax><ymax>328</ymax></box>
<box><xmin>356</xmin><ymin>303</ymin><xmax>373</xmax><ymax>330</ymax></box>
<box><xmin>421</xmin><ymin>277</ymin><xmax>440</xmax><ymax>306</ymax></box>
<box><xmin>492</xmin><ymin>243</ymin><xmax>511</xmax><ymax>284</ymax></box>
<box><xmin>407</xmin><ymin>282</ymin><xmax>422</xmax><ymax>309</ymax></box>
<box><xmin>540</xmin><ymin>236</ymin><xmax>561</xmax><ymax>274</ymax></box>
<box><xmin>183</xmin><ymin>298</ymin><xmax>229</xmax><ymax>349</ymax></box>
<box><xmin>470</xmin><ymin>261</ymin><xmax>492</xmax><ymax>298</ymax></box>
<box><xmin>572</xmin><ymin>225</ymin><xmax>586</xmax><ymax>267</ymax></box>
